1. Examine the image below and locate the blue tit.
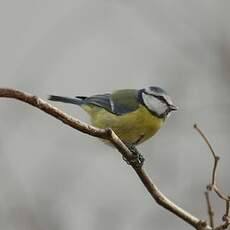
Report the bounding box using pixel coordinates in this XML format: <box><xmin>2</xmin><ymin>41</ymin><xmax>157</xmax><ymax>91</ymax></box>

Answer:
<box><xmin>48</xmin><ymin>86</ymin><xmax>177</xmax><ymax>147</ymax></box>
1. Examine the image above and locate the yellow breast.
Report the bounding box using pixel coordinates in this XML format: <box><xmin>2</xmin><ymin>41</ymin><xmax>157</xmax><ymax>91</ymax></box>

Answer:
<box><xmin>82</xmin><ymin>104</ymin><xmax>164</xmax><ymax>145</ymax></box>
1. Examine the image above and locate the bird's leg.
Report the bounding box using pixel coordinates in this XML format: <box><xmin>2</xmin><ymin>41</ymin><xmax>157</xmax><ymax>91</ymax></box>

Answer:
<box><xmin>123</xmin><ymin>144</ymin><xmax>145</xmax><ymax>167</ymax></box>
<box><xmin>129</xmin><ymin>145</ymin><xmax>145</xmax><ymax>166</ymax></box>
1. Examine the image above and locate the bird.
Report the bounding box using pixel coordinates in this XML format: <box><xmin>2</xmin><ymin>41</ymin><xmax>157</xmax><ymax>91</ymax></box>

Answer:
<box><xmin>48</xmin><ymin>86</ymin><xmax>177</xmax><ymax>165</ymax></box>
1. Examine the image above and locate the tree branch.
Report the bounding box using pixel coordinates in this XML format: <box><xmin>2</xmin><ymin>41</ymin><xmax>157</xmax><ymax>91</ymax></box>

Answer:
<box><xmin>194</xmin><ymin>124</ymin><xmax>230</xmax><ymax>230</ymax></box>
<box><xmin>194</xmin><ymin>124</ymin><xmax>228</xmax><ymax>202</ymax></box>
<box><xmin>0</xmin><ymin>88</ymin><xmax>211</xmax><ymax>230</ymax></box>
<box><xmin>205</xmin><ymin>191</ymin><xmax>214</xmax><ymax>228</ymax></box>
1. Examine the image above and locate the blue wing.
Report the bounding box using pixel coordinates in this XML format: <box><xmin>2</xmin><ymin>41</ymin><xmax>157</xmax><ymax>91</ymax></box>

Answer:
<box><xmin>76</xmin><ymin>89</ymin><xmax>139</xmax><ymax>115</ymax></box>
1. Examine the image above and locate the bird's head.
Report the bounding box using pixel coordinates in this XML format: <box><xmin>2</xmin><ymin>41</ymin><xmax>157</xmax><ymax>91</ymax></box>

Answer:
<box><xmin>138</xmin><ymin>86</ymin><xmax>178</xmax><ymax>119</ymax></box>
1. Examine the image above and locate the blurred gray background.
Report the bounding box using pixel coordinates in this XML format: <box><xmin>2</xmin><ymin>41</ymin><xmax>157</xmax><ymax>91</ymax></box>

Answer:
<box><xmin>0</xmin><ymin>0</ymin><xmax>230</xmax><ymax>229</ymax></box>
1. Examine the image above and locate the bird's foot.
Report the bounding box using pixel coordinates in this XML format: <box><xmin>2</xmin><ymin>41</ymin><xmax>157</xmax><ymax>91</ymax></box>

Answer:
<box><xmin>122</xmin><ymin>144</ymin><xmax>145</xmax><ymax>168</ymax></box>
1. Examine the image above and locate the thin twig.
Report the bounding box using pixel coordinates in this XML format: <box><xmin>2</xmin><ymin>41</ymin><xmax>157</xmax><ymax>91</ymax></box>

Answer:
<box><xmin>219</xmin><ymin>200</ymin><xmax>230</xmax><ymax>230</ymax></box>
<box><xmin>194</xmin><ymin>124</ymin><xmax>230</xmax><ymax>230</ymax></box>
<box><xmin>0</xmin><ymin>88</ymin><xmax>212</xmax><ymax>230</ymax></box>
<box><xmin>205</xmin><ymin>191</ymin><xmax>214</xmax><ymax>228</ymax></box>
<box><xmin>193</xmin><ymin>125</ymin><xmax>216</xmax><ymax>159</ymax></box>
<box><xmin>194</xmin><ymin>124</ymin><xmax>229</xmax><ymax>201</ymax></box>
<box><xmin>224</xmin><ymin>200</ymin><xmax>230</xmax><ymax>223</ymax></box>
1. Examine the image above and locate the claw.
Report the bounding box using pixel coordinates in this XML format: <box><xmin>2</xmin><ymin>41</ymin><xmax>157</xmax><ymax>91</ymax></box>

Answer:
<box><xmin>122</xmin><ymin>144</ymin><xmax>145</xmax><ymax>167</ymax></box>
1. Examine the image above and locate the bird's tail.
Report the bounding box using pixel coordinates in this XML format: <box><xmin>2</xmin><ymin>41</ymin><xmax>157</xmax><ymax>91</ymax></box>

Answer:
<box><xmin>48</xmin><ymin>95</ymin><xmax>86</xmax><ymax>106</ymax></box>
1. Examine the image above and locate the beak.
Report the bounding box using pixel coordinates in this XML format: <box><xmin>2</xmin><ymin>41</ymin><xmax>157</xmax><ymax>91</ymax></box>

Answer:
<box><xmin>169</xmin><ymin>104</ymin><xmax>178</xmax><ymax>111</ymax></box>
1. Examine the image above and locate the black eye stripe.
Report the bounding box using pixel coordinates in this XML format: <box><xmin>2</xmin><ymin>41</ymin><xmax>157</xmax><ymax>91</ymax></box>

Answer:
<box><xmin>143</xmin><ymin>91</ymin><xmax>170</xmax><ymax>106</ymax></box>
<box><xmin>153</xmin><ymin>95</ymin><xmax>168</xmax><ymax>105</ymax></box>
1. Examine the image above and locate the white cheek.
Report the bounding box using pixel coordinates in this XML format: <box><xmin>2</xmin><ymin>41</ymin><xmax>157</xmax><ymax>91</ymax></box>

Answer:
<box><xmin>142</xmin><ymin>93</ymin><xmax>167</xmax><ymax>115</ymax></box>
